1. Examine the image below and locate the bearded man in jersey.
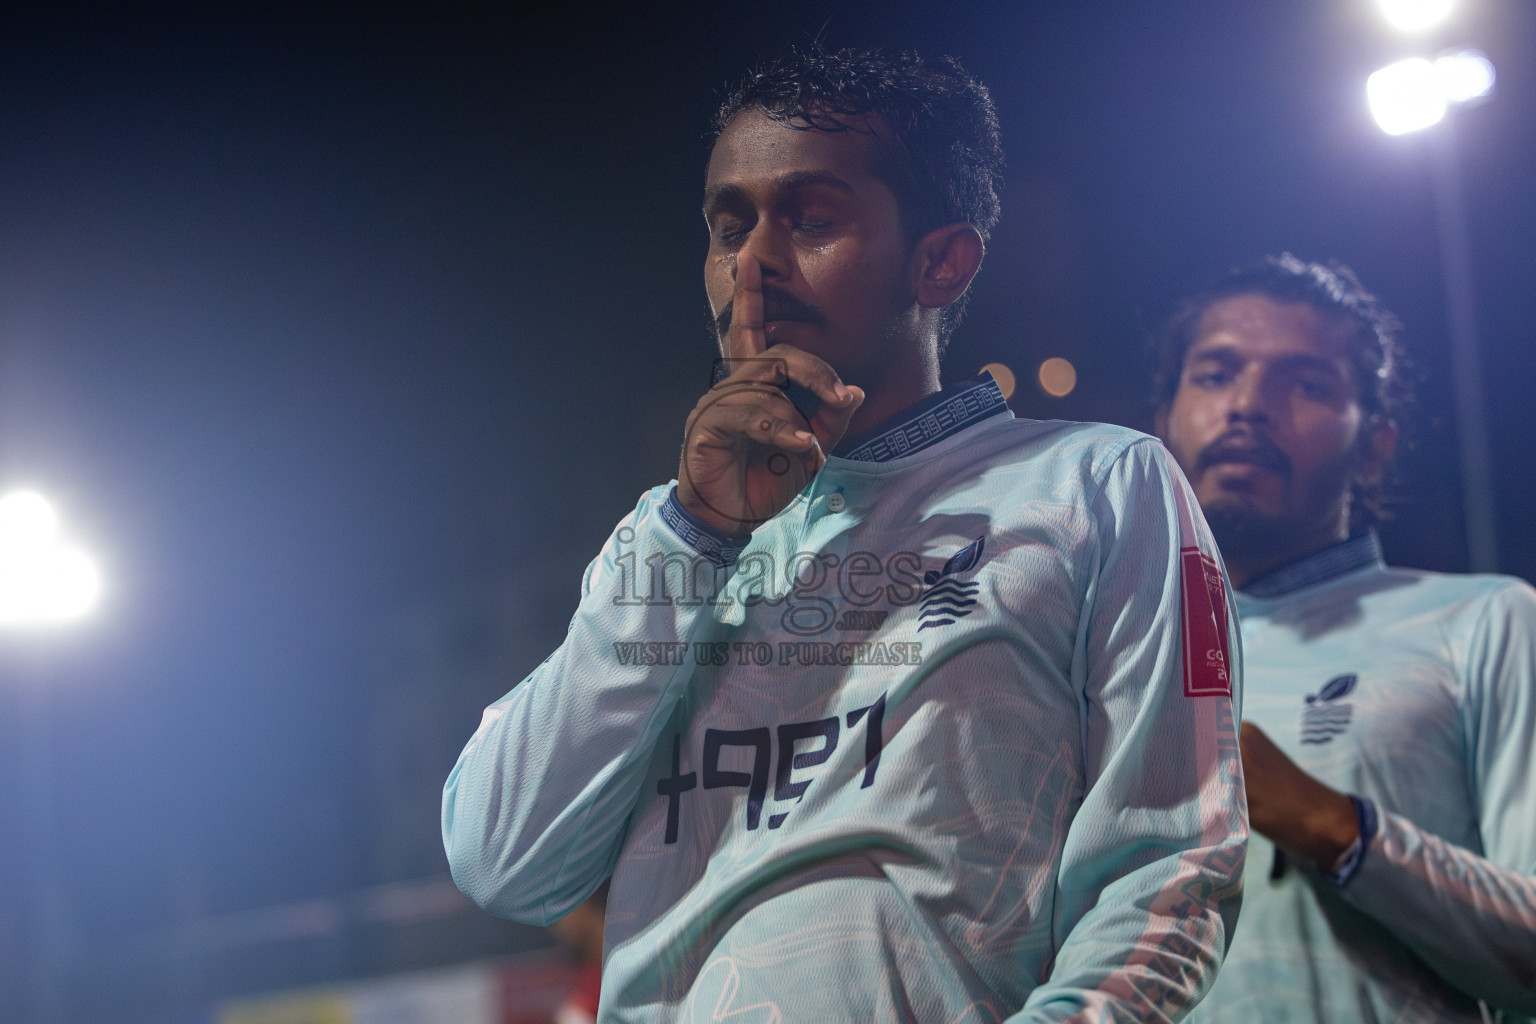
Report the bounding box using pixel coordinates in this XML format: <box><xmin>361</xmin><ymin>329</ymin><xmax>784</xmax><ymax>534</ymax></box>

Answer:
<box><xmin>1156</xmin><ymin>255</ymin><xmax>1536</xmax><ymax>1022</ymax></box>
<box><xmin>444</xmin><ymin>48</ymin><xmax>1246</xmax><ymax>1022</ymax></box>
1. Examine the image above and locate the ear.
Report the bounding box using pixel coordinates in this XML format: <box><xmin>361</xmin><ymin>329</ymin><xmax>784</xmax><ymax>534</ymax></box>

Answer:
<box><xmin>1355</xmin><ymin>417</ymin><xmax>1399</xmax><ymax>486</ymax></box>
<box><xmin>909</xmin><ymin>223</ymin><xmax>985</xmax><ymax>309</ymax></box>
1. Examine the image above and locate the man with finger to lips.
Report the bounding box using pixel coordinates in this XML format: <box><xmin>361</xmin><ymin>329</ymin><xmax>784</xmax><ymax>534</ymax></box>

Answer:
<box><xmin>445</xmin><ymin>47</ymin><xmax>1246</xmax><ymax>1022</ymax></box>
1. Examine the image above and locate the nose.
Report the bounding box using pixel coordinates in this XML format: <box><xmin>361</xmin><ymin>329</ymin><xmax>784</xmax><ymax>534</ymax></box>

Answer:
<box><xmin>732</xmin><ymin>221</ymin><xmax>790</xmax><ymax>282</ymax></box>
<box><xmin>1226</xmin><ymin>368</ymin><xmax>1270</xmax><ymax>424</ymax></box>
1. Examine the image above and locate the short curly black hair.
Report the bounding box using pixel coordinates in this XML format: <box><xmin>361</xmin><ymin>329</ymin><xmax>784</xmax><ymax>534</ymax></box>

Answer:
<box><xmin>1152</xmin><ymin>254</ymin><xmax>1411</xmax><ymax>528</ymax></box>
<box><xmin>714</xmin><ymin>46</ymin><xmax>1004</xmax><ymax>346</ymax></box>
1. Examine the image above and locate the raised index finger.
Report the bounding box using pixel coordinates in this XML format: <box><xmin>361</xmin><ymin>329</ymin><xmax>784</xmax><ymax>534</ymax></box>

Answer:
<box><xmin>727</xmin><ymin>251</ymin><xmax>766</xmax><ymax>360</ymax></box>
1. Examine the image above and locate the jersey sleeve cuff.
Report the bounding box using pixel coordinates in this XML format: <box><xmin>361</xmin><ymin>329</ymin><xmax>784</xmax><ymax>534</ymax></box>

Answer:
<box><xmin>1319</xmin><ymin>795</ymin><xmax>1380</xmax><ymax>887</ymax></box>
<box><xmin>660</xmin><ymin>487</ymin><xmax>750</xmax><ymax>567</ymax></box>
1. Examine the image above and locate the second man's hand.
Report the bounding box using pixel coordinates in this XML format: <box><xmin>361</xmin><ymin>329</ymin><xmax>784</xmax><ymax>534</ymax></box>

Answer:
<box><xmin>678</xmin><ymin>252</ymin><xmax>863</xmax><ymax>537</ymax></box>
<box><xmin>1241</xmin><ymin>721</ymin><xmax>1360</xmax><ymax>868</ymax></box>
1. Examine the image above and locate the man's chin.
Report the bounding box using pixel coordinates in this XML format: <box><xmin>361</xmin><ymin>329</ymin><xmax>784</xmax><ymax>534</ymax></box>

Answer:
<box><xmin>1201</xmin><ymin>502</ymin><xmax>1300</xmax><ymax>566</ymax></box>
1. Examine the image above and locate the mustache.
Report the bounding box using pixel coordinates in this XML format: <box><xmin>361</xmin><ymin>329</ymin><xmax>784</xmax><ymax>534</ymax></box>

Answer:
<box><xmin>714</xmin><ymin>288</ymin><xmax>829</xmax><ymax>336</ymax></box>
<box><xmin>1197</xmin><ymin>430</ymin><xmax>1292</xmax><ymax>475</ymax></box>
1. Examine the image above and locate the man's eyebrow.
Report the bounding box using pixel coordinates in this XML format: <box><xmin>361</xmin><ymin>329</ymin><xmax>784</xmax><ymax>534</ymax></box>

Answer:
<box><xmin>1274</xmin><ymin>352</ymin><xmax>1350</xmax><ymax>376</ymax></box>
<box><xmin>1184</xmin><ymin>342</ymin><xmax>1242</xmax><ymax>365</ymax></box>
<box><xmin>702</xmin><ymin>171</ymin><xmax>857</xmax><ymax>217</ymax></box>
<box><xmin>775</xmin><ymin>170</ymin><xmax>857</xmax><ymax>195</ymax></box>
<box><xmin>1187</xmin><ymin>341</ymin><xmax>1347</xmax><ymax>376</ymax></box>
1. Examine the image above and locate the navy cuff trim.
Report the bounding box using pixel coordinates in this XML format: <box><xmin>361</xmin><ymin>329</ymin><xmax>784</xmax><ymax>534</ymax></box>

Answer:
<box><xmin>660</xmin><ymin>489</ymin><xmax>749</xmax><ymax>567</ymax></box>
<box><xmin>1320</xmin><ymin>795</ymin><xmax>1379</xmax><ymax>887</ymax></box>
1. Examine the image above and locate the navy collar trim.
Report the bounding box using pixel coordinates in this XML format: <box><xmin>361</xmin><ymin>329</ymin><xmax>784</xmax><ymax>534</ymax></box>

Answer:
<box><xmin>834</xmin><ymin>372</ymin><xmax>1009</xmax><ymax>463</ymax></box>
<box><xmin>1241</xmin><ymin>530</ymin><xmax>1385</xmax><ymax>598</ymax></box>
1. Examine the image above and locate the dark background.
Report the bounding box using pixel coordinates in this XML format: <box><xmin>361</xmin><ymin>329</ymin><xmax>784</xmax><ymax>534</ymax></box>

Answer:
<box><xmin>0</xmin><ymin>2</ymin><xmax>1531</xmax><ymax>1020</ymax></box>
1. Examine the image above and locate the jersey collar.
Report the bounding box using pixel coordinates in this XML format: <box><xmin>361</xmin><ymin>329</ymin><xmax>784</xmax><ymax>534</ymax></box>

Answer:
<box><xmin>1240</xmin><ymin>529</ymin><xmax>1385</xmax><ymax>598</ymax></box>
<box><xmin>833</xmin><ymin>372</ymin><xmax>1009</xmax><ymax>463</ymax></box>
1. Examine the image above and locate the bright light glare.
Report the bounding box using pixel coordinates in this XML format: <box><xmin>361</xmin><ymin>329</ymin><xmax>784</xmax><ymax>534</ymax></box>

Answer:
<box><xmin>0</xmin><ymin>491</ymin><xmax>101</xmax><ymax>626</ymax></box>
<box><xmin>0</xmin><ymin>491</ymin><xmax>59</xmax><ymax>547</ymax></box>
<box><xmin>1375</xmin><ymin>0</ymin><xmax>1454</xmax><ymax>32</ymax></box>
<box><xmin>1434</xmin><ymin>50</ymin><xmax>1496</xmax><ymax>102</ymax></box>
<box><xmin>1368</xmin><ymin>58</ymin><xmax>1447</xmax><ymax>135</ymax></box>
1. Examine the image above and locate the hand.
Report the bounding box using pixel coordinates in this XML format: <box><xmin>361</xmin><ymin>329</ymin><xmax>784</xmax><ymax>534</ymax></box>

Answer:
<box><xmin>1241</xmin><ymin>721</ymin><xmax>1359</xmax><ymax>867</ymax></box>
<box><xmin>678</xmin><ymin>252</ymin><xmax>864</xmax><ymax>537</ymax></box>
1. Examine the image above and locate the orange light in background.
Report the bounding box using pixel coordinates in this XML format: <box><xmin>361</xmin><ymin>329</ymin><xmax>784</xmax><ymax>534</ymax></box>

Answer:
<box><xmin>1037</xmin><ymin>357</ymin><xmax>1077</xmax><ymax>398</ymax></box>
<box><xmin>978</xmin><ymin>362</ymin><xmax>1017</xmax><ymax>400</ymax></box>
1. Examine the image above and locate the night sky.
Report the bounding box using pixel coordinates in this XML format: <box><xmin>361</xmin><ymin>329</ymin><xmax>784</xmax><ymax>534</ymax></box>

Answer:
<box><xmin>0</xmin><ymin>0</ymin><xmax>1532</xmax><ymax>1015</ymax></box>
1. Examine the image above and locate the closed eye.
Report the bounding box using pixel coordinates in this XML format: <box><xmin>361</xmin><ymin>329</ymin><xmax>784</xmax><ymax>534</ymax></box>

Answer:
<box><xmin>710</xmin><ymin>219</ymin><xmax>752</xmax><ymax>246</ymax></box>
<box><xmin>1294</xmin><ymin>376</ymin><xmax>1339</xmax><ymax>401</ymax></box>
<box><xmin>1188</xmin><ymin>369</ymin><xmax>1232</xmax><ymax>388</ymax></box>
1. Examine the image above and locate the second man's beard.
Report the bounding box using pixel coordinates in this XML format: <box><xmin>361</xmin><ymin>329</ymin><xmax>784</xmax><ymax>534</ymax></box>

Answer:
<box><xmin>1201</xmin><ymin>501</ymin><xmax>1323</xmax><ymax>577</ymax></box>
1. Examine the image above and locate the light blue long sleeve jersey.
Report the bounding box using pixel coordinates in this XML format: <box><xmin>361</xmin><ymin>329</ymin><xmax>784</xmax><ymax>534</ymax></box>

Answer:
<box><xmin>444</xmin><ymin>374</ymin><xmax>1248</xmax><ymax>1022</ymax></box>
<box><xmin>1189</xmin><ymin>532</ymin><xmax>1536</xmax><ymax>1023</ymax></box>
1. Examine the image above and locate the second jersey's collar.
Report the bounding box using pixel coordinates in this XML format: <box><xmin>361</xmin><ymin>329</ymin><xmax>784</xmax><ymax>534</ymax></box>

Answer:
<box><xmin>1240</xmin><ymin>529</ymin><xmax>1385</xmax><ymax>599</ymax></box>
<box><xmin>833</xmin><ymin>372</ymin><xmax>1009</xmax><ymax>463</ymax></box>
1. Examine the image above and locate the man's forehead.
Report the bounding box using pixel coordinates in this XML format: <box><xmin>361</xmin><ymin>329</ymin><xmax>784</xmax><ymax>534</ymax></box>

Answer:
<box><xmin>1189</xmin><ymin>294</ymin><xmax>1355</xmax><ymax>364</ymax></box>
<box><xmin>706</xmin><ymin>108</ymin><xmax>887</xmax><ymax>190</ymax></box>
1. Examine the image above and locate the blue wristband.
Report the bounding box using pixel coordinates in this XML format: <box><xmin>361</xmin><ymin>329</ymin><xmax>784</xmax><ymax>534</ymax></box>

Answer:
<box><xmin>1319</xmin><ymin>795</ymin><xmax>1379</xmax><ymax>887</ymax></box>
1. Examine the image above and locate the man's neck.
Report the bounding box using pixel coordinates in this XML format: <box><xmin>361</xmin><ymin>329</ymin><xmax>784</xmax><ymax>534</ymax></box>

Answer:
<box><xmin>1226</xmin><ymin>524</ymin><xmax>1351</xmax><ymax>590</ymax></box>
<box><xmin>844</xmin><ymin>382</ymin><xmax>940</xmax><ymax>438</ymax></box>
<box><xmin>840</xmin><ymin>344</ymin><xmax>941</xmax><ymax>439</ymax></box>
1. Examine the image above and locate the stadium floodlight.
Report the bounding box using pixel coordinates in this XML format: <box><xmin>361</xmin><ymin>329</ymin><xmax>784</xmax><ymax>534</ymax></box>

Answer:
<box><xmin>0</xmin><ymin>490</ymin><xmax>102</xmax><ymax>626</ymax></box>
<box><xmin>1368</xmin><ymin>57</ymin><xmax>1447</xmax><ymax>134</ymax></box>
<box><xmin>1375</xmin><ymin>0</ymin><xmax>1455</xmax><ymax>32</ymax></box>
<box><xmin>0</xmin><ymin>491</ymin><xmax>60</xmax><ymax>544</ymax></box>
<box><xmin>1434</xmin><ymin>49</ymin><xmax>1496</xmax><ymax>103</ymax></box>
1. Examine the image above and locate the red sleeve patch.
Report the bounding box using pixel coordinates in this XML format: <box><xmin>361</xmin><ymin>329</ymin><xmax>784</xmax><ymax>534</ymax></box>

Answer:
<box><xmin>1180</xmin><ymin>547</ymin><xmax>1232</xmax><ymax>698</ymax></box>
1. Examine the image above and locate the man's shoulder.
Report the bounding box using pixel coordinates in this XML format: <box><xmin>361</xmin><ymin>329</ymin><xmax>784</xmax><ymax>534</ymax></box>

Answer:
<box><xmin>1361</xmin><ymin>570</ymin><xmax>1536</xmax><ymax>699</ymax></box>
<box><xmin>1274</xmin><ymin>563</ymin><xmax>1536</xmax><ymax>640</ymax></box>
<box><xmin>1370</xmin><ymin>564</ymin><xmax>1530</xmax><ymax>606</ymax></box>
<box><xmin>968</xmin><ymin>416</ymin><xmax>1163</xmax><ymax>472</ymax></box>
<box><xmin>1376</xmin><ymin>565</ymin><xmax>1536</xmax><ymax>623</ymax></box>
<box><xmin>916</xmin><ymin>418</ymin><xmax>1174</xmax><ymax>523</ymax></box>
